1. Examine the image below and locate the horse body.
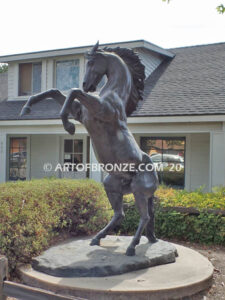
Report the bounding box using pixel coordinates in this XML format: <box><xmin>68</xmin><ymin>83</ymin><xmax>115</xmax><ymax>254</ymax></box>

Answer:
<box><xmin>20</xmin><ymin>42</ymin><xmax>158</xmax><ymax>256</ymax></box>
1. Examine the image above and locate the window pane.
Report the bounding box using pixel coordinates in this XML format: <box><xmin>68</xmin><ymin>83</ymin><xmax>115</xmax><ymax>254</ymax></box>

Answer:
<box><xmin>9</xmin><ymin>138</ymin><xmax>27</xmax><ymax>181</ymax></box>
<box><xmin>56</xmin><ymin>60</ymin><xmax>79</xmax><ymax>91</ymax></box>
<box><xmin>64</xmin><ymin>153</ymin><xmax>73</xmax><ymax>164</ymax></box>
<box><xmin>32</xmin><ymin>63</ymin><xmax>42</xmax><ymax>94</ymax></box>
<box><xmin>74</xmin><ymin>140</ymin><xmax>83</xmax><ymax>153</ymax></box>
<box><xmin>73</xmin><ymin>154</ymin><xmax>83</xmax><ymax>164</ymax></box>
<box><xmin>64</xmin><ymin>140</ymin><xmax>73</xmax><ymax>153</ymax></box>
<box><xmin>63</xmin><ymin>139</ymin><xmax>83</xmax><ymax>172</ymax></box>
<box><xmin>19</xmin><ymin>63</ymin><xmax>32</xmax><ymax>96</ymax></box>
<box><xmin>141</xmin><ymin>137</ymin><xmax>185</xmax><ymax>189</ymax></box>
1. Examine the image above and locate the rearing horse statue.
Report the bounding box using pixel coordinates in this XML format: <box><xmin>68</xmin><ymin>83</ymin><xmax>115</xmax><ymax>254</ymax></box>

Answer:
<box><xmin>20</xmin><ymin>42</ymin><xmax>158</xmax><ymax>256</ymax></box>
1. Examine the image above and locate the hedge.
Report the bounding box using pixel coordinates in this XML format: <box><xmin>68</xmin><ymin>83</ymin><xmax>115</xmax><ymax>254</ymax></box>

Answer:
<box><xmin>121</xmin><ymin>186</ymin><xmax>225</xmax><ymax>246</ymax></box>
<box><xmin>1</xmin><ymin>180</ymin><xmax>225</xmax><ymax>274</ymax></box>
<box><xmin>156</xmin><ymin>185</ymin><xmax>225</xmax><ymax>210</ymax></box>
<box><xmin>0</xmin><ymin>178</ymin><xmax>112</xmax><ymax>272</ymax></box>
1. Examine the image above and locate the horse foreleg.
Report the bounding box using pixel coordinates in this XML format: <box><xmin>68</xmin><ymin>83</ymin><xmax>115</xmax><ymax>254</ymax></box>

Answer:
<box><xmin>20</xmin><ymin>89</ymin><xmax>66</xmax><ymax>116</ymax></box>
<box><xmin>90</xmin><ymin>175</ymin><xmax>124</xmax><ymax>246</ymax></box>
<box><xmin>20</xmin><ymin>89</ymin><xmax>79</xmax><ymax>135</ymax></box>
<box><xmin>146</xmin><ymin>196</ymin><xmax>157</xmax><ymax>243</ymax></box>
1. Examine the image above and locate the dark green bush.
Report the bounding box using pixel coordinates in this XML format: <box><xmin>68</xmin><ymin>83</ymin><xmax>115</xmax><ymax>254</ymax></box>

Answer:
<box><xmin>121</xmin><ymin>190</ymin><xmax>225</xmax><ymax>246</ymax></box>
<box><xmin>0</xmin><ymin>178</ymin><xmax>112</xmax><ymax>272</ymax></box>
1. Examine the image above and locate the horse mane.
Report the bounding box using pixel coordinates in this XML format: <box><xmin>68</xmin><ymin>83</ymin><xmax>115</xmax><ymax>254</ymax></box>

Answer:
<box><xmin>102</xmin><ymin>47</ymin><xmax>145</xmax><ymax>116</ymax></box>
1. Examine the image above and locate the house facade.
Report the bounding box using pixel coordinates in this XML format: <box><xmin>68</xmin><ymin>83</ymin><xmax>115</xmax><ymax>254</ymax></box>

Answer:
<box><xmin>0</xmin><ymin>40</ymin><xmax>225</xmax><ymax>191</ymax></box>
<box><xmin>0</xmin><ymin>72</ymin><xmax>8</xmax><ymax>101</ymax></box>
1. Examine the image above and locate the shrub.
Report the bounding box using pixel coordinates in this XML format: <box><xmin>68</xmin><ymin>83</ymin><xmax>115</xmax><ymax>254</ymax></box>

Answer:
<box><xmin>156</xmin><ymin>185</ymin><xmax>225</xmax><ymax>210</ymax></box>
<box><xmin>0</xmin><ymin>178</ymin><xmax>112</xmax><ymax>272</ymax></box>
<box><xmin>121</xmin><ymin>186</ymin><xmax>225</xmax><ymax>246</ymax></box>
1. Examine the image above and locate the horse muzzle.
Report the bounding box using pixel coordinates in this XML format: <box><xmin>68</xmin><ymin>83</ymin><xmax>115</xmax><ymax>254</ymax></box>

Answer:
<box><xmin>83</xmin><ymin>82</ymin><xmax>96</xmax><ymax>93</ymax></box>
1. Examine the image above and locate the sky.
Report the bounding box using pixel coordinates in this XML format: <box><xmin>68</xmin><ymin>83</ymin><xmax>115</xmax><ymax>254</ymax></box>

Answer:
<box><xmin>0</xmin><ymin>0</ymin><xmax>225</xmax><ymax>56</ymax></box>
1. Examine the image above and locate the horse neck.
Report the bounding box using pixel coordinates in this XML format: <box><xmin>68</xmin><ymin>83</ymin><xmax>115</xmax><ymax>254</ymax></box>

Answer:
<box><xmin>103</xmin><ymin>55</ymin><xmax>132</xmax><ymax>101</ymax></box>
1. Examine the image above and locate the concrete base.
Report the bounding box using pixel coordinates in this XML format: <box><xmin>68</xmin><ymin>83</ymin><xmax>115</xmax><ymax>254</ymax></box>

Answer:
<box><xmin>18</xmin><ymin>243</ymin><xmax>213</xmax><ymax>300</ymax></box>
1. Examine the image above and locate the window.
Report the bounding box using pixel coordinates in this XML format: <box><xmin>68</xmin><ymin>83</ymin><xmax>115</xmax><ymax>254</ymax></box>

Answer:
<box><xmin>141</xmin><ymin>137</ymin><xmax>185</xmax><ymax>188</ymax></box>
<box><xmin>19</xmin><ymin>63</ymin><xmax>42</xmax><ymax>96</ymax></box>
<box><xmin>64</xmin><ymin>139</ymin><xmax>83</xmax><ymax>171</ymax></box>
<box><xmin>56</xmin><ymin>60</ymin><xmax>79</xmax><ymax>91</ymax></box>
<box><xmin>9</xmin><ymin>137</ymin><xmax>27</xmax><ymax>181</ymax></box>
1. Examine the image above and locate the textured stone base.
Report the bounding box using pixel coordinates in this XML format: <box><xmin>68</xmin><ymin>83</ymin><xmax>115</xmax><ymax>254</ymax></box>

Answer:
<box><xmin>32</xmin><ymin>236</ymin><xmax>177</xmax><ymax>277</ymax></box>
<box><xmin>19</xmin><ymin>241</ymin><xmax>213</xmax><ymax>300</ymax></box>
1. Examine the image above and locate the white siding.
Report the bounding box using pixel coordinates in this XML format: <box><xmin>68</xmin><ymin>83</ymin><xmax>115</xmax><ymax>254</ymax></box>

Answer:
<box><xmin>6</xmin><ymin>48</ymin><xmax>163</xmax><ymax>101</ymax></box>
<box><xmin>210</xmin><ymin>132</ymin><xmax>225</xmax><ymax>188</ymax></box>
<box><xmin>8</xmin><ymin>63</ymin><xmax>18</xmax><ymax>100</ymax></box>
<box><xmin>0</xmin><ymin>132</ymin><xmax>7</xmax><ymax>182</ymax></box>
<box><xmin>136</xmin><ymin>48</ymin><xmax>163</xmax><ymax>78</ymax></box>
<box><xmin>188</xmin><ymin>133</ymin><xmax>210</xmax><ymax>191</ymax></box>
<box><xmin>30</xmin><ymin>135</ymin><xmax>60</xmax><ymax>178</ymax></box>
<box><xmin>0</xmin><ymin>72</ymin><xmax>8</xmax><ymax>101</ymax></box>
<box><xmin>46</xmin><ymin>59</ymin><xmax>54</xmax><ymax>89</ymax></box>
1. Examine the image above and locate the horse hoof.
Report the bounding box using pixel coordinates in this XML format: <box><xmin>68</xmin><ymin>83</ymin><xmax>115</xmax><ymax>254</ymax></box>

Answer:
<box><xmin>148</xmin><ymin>237</ymin><xmax>158</xmax><ymax>244</ymax></box>
<box><xmin>20</xmin><ymin>105</ymin><xmax>31</xmax><ymax>116</ymax></box>
<box><xmin>66</xmin><ymin>123</ymin><xmax>75</xmax><ymax>135</ymax></box>
<box><xmin>126</xmin><ymin>247</ymin><xmax>135</xmax><ymax>256</ymax></box>
<box><xmin>90</xmin><ymin>238</ymin><xmax>100</xmax><ymax>246</ymax></box>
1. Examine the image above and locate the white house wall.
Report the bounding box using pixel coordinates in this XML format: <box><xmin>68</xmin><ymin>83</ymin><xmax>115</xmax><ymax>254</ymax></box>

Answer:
<box><xmin>0</xmin><ymin>120</ymin><xmax>224</xmax><ymax>191</ymax></box>
<box><xmin>7</xmin><ymin>54</ymin><xmax>85</xmax><ymax>100</ymax></box>
<box><xmin>7</xmin><ymin>63</ymin><xmax>18</xmax><ymax>100</ymax></box>
<box><xmin>30</xmin><ymin>134</ymin><xmax>60</xmax><ymax>179</ymax></box>
<box><xmin>210</xmin><ymin>131</ymin><xmax>225</xmax><ymax>188</ymax></box>
<box><xmin>136</xmin><ymin>48</ymin><xmax>163</xmax><ymax>78</ymax></box>
<box><xmin>188</xmin><ymin>133</ymin><xmax>210</xmax><ymax>191</ymax></box>
<box><xmin>0</xmin><ymin>132</ymin><xmax>7</xmax><ymax>182</ymax></box>
<box><xmin>7</xmin><ymin>48</ymin><xmax>162</xmax><ymax>101</ymax></box>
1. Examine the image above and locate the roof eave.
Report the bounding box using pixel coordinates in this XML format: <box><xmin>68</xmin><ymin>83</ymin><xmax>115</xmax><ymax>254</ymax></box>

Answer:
<box><xmin>0</xmin><ymin>40</ymin><xmax>174</xmax><ymax>63</ymax></box>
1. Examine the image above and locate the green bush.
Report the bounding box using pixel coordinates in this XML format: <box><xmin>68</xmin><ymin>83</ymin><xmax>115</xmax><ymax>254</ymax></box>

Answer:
<box><xmin>121</xmin><ymin>187</ymin><xmax>225</xmax><ymax>246</ymax></box>
<box><xmin>155</xmin><ymin>185</ymin><xmax>225</xmax><ymax>210</ymax></box>
<box><xmin>0</xmin><ymin>178</ymin><xmax>112</xmax><ymax>272</ymax></box>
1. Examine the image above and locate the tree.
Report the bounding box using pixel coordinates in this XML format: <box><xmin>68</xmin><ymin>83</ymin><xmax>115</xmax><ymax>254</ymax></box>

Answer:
<box><xmin>217</xmin><ymin>4</ymin><xmax>225</xmax><ymax>13</ymax></box>
<box><xmin>162</xmin><ymin>0</ymin><xmax>225</xmax><ymax>14</ymax></box>
<box><xmin>0</xmin><ymin>64</ymin><xmax>8</xmax><ymax>73</ymax></box>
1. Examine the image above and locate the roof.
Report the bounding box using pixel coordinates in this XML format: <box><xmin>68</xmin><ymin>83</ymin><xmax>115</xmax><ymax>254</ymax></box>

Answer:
<box><xmin>0</xmin><ymin>42</ymin><xmax>224</xmax><ymax>121</ymax></box>
<box><xmin>0</xmin><ymin>40</ymin><xmax>174</xmax><ymax>63</ymax></box>
<box><xmin>0</xmin><ymin>99</ymin><xmax>61</xmax><ymax>120</ymax></box>
<box><xmin>133</xmin><ymin>42</ymin><xmax>225</xmax><ymax>117</ymax></box>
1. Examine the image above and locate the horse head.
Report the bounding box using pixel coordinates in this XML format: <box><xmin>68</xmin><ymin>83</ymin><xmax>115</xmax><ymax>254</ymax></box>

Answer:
<box><xmin>83</xmin><ymin>41</ymin><xmax>107</xmax><ymax>93</ymax></box>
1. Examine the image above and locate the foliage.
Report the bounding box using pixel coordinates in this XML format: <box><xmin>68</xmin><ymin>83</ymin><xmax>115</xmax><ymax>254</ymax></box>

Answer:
<box><xmin>162</xmin><ymin>0</ymin><xmax>225</xmax><ymax>14</ymax></box>
<box><xmin>0</xmin><ymin>178</ymin><xmax>112</xmax><ymax>273</ymax></box>
<box><xmin>217</xmin><ymin>4</ymin><xmax>225</xmax><ymax>13</ymax></box>
<box><xmin>156</xmin><ymin>185</ymin><xmax>225</xmax><ymax>210</ymax></box>
<box><xmin>0</xmin><ymin>64</ymin><xmax>8</xmax><ymax>73</ymax></box>
<box><xmin>121</xmin><ymin>187</ymin><xmax>225</xmax><ymax>245</ymax></box>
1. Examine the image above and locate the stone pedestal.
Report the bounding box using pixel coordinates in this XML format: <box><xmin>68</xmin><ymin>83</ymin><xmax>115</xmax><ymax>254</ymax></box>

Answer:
<box><xmin>32</xmin><ymin>236</ymin><xmax>177</xmax><ymax>277</ymax></box>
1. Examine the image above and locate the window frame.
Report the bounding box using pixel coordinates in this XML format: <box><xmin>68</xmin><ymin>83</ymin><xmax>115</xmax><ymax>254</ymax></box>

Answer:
<box><xmin>54</xmin><ymin>56</ymin><xmax>81</xmax><ymax>92</ymax></box>
<box><xmin>140</xmin><ymin>136</ymin><xmax>186</xmax><ymax>188</ymax></box>
<box><xmin>7</xmin><ymin>135</ymin><xmax>30</xmax><ymax>181</ymax></box>
<box><xmin>63</xmin><ymin>138</ymin><xmax>84</xmax><ymax>172</ymax></box>
<box><xmin>18</xmin><ymin>62</ymin><xmax>42</xmax><ymax>97</ymax></box>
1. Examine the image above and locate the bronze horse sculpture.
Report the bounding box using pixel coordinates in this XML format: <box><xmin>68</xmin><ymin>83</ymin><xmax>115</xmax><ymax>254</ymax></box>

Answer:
<box><xmin>20</xmin><ymin>42</ymin><xmax>158</xmax><ymax>256</ymax></box>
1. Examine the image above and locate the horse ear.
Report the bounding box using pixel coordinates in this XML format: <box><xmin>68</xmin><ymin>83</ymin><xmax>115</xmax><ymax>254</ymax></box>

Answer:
<box><xmin>90</xmin><ymin>41</ymin><xmax>99</xmax><ymax>55</ymax></box>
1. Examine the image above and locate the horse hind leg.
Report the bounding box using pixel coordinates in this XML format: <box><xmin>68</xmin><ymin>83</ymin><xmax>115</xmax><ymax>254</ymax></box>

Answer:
<box><xmin>90</xmin><ymin>175</ymin><xmax>124</xmax><ymax>246</ymax></box>
<box><xmin>146</xmin><ymin>196</ymin><xmax>157</xmax><ymax>243</ymax></box>
<box><xmin>126</xmin><ymin>190</ymin><xmax>150</xmax><ymax>256</ymax></box>
<box><xmin>126</xmin><ymin>170</ymin><xmax>157</xmax><ymax>256</ymax></box>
